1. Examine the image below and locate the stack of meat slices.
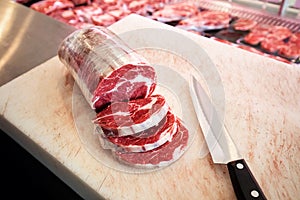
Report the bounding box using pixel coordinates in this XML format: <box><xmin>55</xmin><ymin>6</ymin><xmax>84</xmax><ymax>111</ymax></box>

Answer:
<box><xmin>58</xmin><ymin>26</ymin><xmax>189</xmax><ymax>169</ymax></box>
<box><xmin>94</xmin><ymin>94</ymin><xmax>189</xmax><ymax>168</ymax></box>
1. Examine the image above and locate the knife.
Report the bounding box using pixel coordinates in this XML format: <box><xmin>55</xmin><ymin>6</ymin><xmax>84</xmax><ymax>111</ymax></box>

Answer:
<box><xmin>189</xmin><ymin>75</ymin><xmax>267</xmax><ymax>200</ymax></box>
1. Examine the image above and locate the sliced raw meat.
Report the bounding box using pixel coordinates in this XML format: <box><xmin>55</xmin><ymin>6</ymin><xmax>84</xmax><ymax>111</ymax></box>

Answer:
<box><xmin>270</xmin><ymin>26</ymin><xmax>292</xmax><ymax>40</ymax></box>
<box><xmin>278</xmin><ymin>43</ymin><xmax>300</xmax><ymax>59</ymax></box>
<box><xmin>243</xmin><ymin>32</ymin><xmax>266</xmax><ymax>45</ymax></box>
<box><xmin>127</xmin><ymin>0</ymin><xmax>148</xmax><ymax>12</ymax></box>
<box><xmin>289</xmin><ymin>32</ymin><xmax>300</xmax><ymax>46</ymax></box>
<box><xmin>71</xmin><ymin>0</ymin><xmax>90</xmax><ymax>6</ymax></box>
<box><xmin>91</xmin><ymin>13</ymin><xmax>116</xmax><ymax>26</ymax></box>
<box><xmin>30</xmin><ymin>0</ymin><xmax>74</xmax><ymax>14</ymax></box>
<box><xmin>251</xmin><ymin>24</ymin><xmax>273</xmax><ymax>35</ymax></box>
<box><xmin>100</xmin><ymin>111</ymin><xmax>177</xmax><ymax>152</ymax></box>
<box><xmin>94</xmin><ymin>95</ymin><xmax>169</xmax><ymax>136</ymax></box>
<box><xmin>92</xmin><ymin>63</ymin><xmax>156</xmax><ymax>110</ymax></box>
<box><xmin>177</xmin><ymin>11</ymin><xmax>231</xmax><ymax>31</ymax></box>
<box><xmin>168</xmin><ymin>2</ymin><xmax>199</xmax><ymax>17</ymax></box>
<box><xmin>232</xmin><ymin>18</ymin><xmax>257</xmax><ymax>31</ymax></box>
<box><xmin>107</xmin><ymin>9</ymin><xmax>130</xmax><ymax>20</ymax></box>
<box><xmin>58</xmin><ymin>26</ymin><xmax>156</xmax><ymax>110</ymax></box>
<box><xmin>244</xmin><ymin>24</ymin><xmax>292</xmax><ymax>51</ymax></box>
<box><xmin>152</xmin><ymin>2</ymin><xmax>198</xmax><ymax>22</ymax></box>
<box><xmin>74</xmin><ymin>5</ymin><xmax>103</xmax><ymax>24</ymax></box>
<box><xmin>48</xmin><ymin>9</ymin><xmax>80</xmax><ymax>26</ymax></box>
<box><xmin>260</xmin><ymin>36</ymin><xmax>285</xmax><ymax>53</ymax></box>
<box><xmin>114</xmin><ymin>120</ymin><xmax>189</xmax><ymax>168</ymax></box>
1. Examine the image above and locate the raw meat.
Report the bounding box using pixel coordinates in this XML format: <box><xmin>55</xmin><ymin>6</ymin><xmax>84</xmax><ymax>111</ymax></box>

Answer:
<box><xmin>30</xmin><ymin>0</ymin><xmax>74</xmax><ymax>14</ymax></box>
<box><xmin>107</xmin><ymin>9</ymin><xmax>130</xmax><ymax>20</ymax></box>
<box><xmin>244</xmin><ymin>24</ymin><xmax>292</xmax><ymax>46</ymax></box>
<box><xmin>127</xmin><ymin>0</ymin><xmax>148</xmax><ymax>12</ymax></box>
<box><xmin>278</xmin><ymin>43</ymin><xmax>300</xmax><ymax>59</ymax></box>
<box><xmin>243</xmin><ymin>32</ymin><xmax>266</xmax><ymax>45</ymax></box>
<box><xmin>289</xmin><ymin>32</ymin><xmax>300</xmax><ymax>46</ymax></box>
<box><xmin>270</xmin><ymin>26</ymin><xmax>292</xmax><ymax>40</ymax></box>
<box><xmin>152</xmin><ymin>2</ymin><xmax>198</xmax><ymax>22</ymax></box>
<box><xmin>93</xmin><ymin>64</ymin><xmax>156</xmax><ymax>110</ymax></box>
<box><xmin>74</xmin><ymin>4</ymin><xmax>103</xmax><ymax>24</ymax></box>
<box><xmin>91</xmin><ymin>13</ymin><xmax>116</xmax><ymax>26</ymax></box>
<box><xmin>260</xmin><ymin>36</ymin><xmax>285</xmax><ymax>53</ymax></box>
<box><xmin>251</xmin><ymin>24</ymin><xmax>273</xmax><ymax>35</ymax></box>
<box><xmin>71</xmin><ymin>0</ymin><xmax>89</xmax><ymax>6</ymax></box>
<box><xmin>177</xmin><ymin>10</ymin><xmax>231</xmax><ymax>31</ymax></box>
<box><xmin>49</xmin><ymin>8</ymin><xmax>92</xmax><ymax>28</ymax></box>
<box><xmin>58</xmin><ymin>26</ymin><xmax>156</xmax><ymax>110</ymax></box>
<box><xmin>114</xmin><ymin>120</ymin><xmax>189</xmax><ymax>168</ymax></box>
<box><xmin>232</xmin><ymin>18</ymin><xmax>257</xmax><ymax>31</ymax></box>
<box><xmin>94</xmin><ymin>95</ymin><xmax>169</xmax><ymax>136</ymax></box>
<box><xmin>100</xmin><ymin>111</ymin><xmax>177</xmax><ymax>152</ymax></box>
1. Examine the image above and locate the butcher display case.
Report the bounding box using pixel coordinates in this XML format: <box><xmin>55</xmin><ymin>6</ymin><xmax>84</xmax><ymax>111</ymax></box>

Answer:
<box><xmin>14</xmin><ymin>0</ymin><xmax>300</xmax><ymax>64</ymax></box>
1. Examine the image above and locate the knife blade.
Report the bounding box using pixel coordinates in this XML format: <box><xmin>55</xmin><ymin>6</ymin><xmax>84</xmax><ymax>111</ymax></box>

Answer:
<box><xmin>189</xmin><ymin>75</ymin><xmax>267</xmax><ymax>200</ymax></box>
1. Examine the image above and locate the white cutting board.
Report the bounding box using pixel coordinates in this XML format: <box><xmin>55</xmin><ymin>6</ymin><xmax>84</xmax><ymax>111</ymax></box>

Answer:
<box><xmin>1</xmin><ymin>14</ymin><xmax>300</xmax><ymax>199</ymax></box>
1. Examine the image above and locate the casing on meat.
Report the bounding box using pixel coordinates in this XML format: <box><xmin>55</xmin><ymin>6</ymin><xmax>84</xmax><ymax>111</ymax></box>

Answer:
<box><xmin>58</xmin><ymin>26</ymin><xmax>157</xmax><ymax>110</ymax></box>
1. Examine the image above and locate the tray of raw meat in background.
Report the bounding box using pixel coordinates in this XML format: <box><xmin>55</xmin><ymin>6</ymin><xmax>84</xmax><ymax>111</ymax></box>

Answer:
<box><xmin>16</xmin><ymin>0</ymin><xmax>300</xmax><ymax>64</ymax></box>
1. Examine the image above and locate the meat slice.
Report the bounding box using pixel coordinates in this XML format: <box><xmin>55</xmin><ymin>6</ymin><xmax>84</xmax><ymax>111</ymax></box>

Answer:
<box><xmin>270</xmin><ymin>26</ymin><xmax>292</xmax><ymax>40</ymax></box>
<box><xmin>91</xmin><ymin>13</ymin><xmax>116</xmax><ymax>26</ymax></box>
<box><xmin>114</xmin><ymin>120</ymin><xmax>189</xmax><ymax>168</ymax></box>
<box><xmin>251</xmin><ymin>24</ymin><xmax>273</xmax><ymax>34</ymax></box>
<box><xmin>177</xmin><ymin>10</ymin><xmax>231</xmax><ymax>31</ymax></box>
<box><xmin>74</xmin><ymin>5</ymin><xmax>103</xmax><ymax>24</ymax></box>
<box><xmin>100</xmin><ymin>111</ymin><xmax>177</xmax><ymax>152</ymax></box>
<box><xmin>260</xmin><ymin>36</ymin><xmax>286</xmax><ymax>53</ymax></box>
<box><xmin>243</xmin><ymin>32</ymin><xmax>266</xmax><ymax>45</ymax></box>
<box><xmin>48</xmin><ymin>9</ymin><xmax>79</xmax><ymax>25</ymax></box>
<box><xmin>71</xmin><ymin>0</ymin><xmax>90</xmax><ymax>6</ymax></box>
<box><xmin>152</xmin><ymin>2</ymin><xmax>198</xmax><ymax>22</ymax></box>
<box><xmin>232</xmin><ymin>18</ymin><xmax>257</xmax><ymax>31</ymax></box>
<box><xmin>127</xmin><ymin>0</ymin><xmax>148</xmax><ymax>13</ymax></box>
<box><xmin>289</xmin><ymin>32</ymin><xmax>300</xmax><ymax>46</ymax></box>
<box><xmin>92</xmin><ymin>63</ymin><xmax>156</xmax><ymax>110</ymax></box>
<box><xmin>30</xmin><ymin>0</ymin><xmax>74</xmax><ymax>14</ymax></box>
<box><xmin>94</xmin><ymin>95</ymin><xmax>169</xmax><ymax>136</ymax></box>
<box><xmin>58</xmin><ymin>26</ymin><xmax>156</xmax><ymax>110</ymax></box>
<box><xmin>278</xmin><ymin>43</ymin><xmax>300</xmax><ymax>59</ymax></box>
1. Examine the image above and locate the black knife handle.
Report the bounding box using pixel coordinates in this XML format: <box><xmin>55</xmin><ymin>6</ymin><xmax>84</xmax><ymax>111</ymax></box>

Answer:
<box><xmin>227</xmin><ymin>159</ymin><xmax>267</xmax><ymax>200</ymax></box>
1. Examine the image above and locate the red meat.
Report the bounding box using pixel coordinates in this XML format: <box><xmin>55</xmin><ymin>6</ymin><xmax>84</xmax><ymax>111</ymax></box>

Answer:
<box><xmin>30</xmin><ymin>0</ymin><xmax>74</xmax><ymax>14</ymax></box>
<box><xmin>91</xmin><ymin>13</ymin><xmax>116</xmax><ymax>26</ymax></box>
<box><xmin>58</xmin><ymin>27</ymin><xmax>156</xmax><ymax>110</ymax></box>
<box><xmin>100</xmin><ymin>111</ymin><xmax>177</xmax><ymax>152</ymax></box>
<box><xmin>94</xmin><ymin>95</ymin><xmax>169</xmax><ymax>136</ymax></box>
<box><xmin>243</xmin><ymin>32</ymin><xmax>266</xmax><ymax>45</ymax></box>
<box><xmin>177</xmin><ymin>10</ymin><xmax>231</xmax><ymax>31</ymax></box>
<box><xmin>232</xmin><ymin>18</ymin><xmax>258</xmax><ymax>31</ymax></box>
<box><xmin>279</xmin><ymin>43</ymin><xmax>300</xmax><ymax>59</ymax></box>
<box><xmin>114</xmin><ymin>120</ymin><xmax>189</xmax><ymax>168</ymax></box>
<box><xmin>260</xmin><ymin>36</ymin><xmax>285</xmax><ymax>53</ymax></box>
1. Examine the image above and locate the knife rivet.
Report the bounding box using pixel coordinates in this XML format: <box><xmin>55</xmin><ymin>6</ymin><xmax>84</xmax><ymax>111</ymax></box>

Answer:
<box><xmin>236</xmin><ymin>163</ymin><xmax>244</xmax><ymax>169</ymax></box>
<box><xmin>251</xmin><ymin>190</ymin><xmax>259</xmax><ymax>198</ymax></box>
